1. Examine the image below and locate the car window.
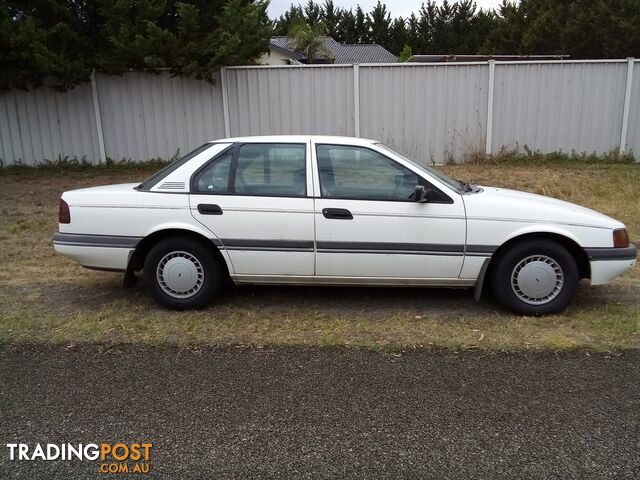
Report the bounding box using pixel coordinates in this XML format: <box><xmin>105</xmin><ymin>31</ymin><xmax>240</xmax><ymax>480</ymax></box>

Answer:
<box><xmin>193</xmin><ymin>150</ymin><xmax>232</xmax><ymax>193</ymax></box>
<box><xmin>234</xmin><ymin>143</ymin><xmax>306</xmax><ymax>197</ymax></box>
<box><xmin>138</xmin><ymin>143</ymin><xmax>213</xmax><ymax>191</ymax></box>
<box><xmin>316</xmin><ymin>144</ymin><xmax>419</xmax><ymax>201</ymax></box>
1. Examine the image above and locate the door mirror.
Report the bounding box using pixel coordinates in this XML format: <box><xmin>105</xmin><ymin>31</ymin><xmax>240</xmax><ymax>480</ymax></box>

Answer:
<box><xmin>412</xmin><ymin>185</ymin><xmax>429</xmax><ymax>203</ymax></box>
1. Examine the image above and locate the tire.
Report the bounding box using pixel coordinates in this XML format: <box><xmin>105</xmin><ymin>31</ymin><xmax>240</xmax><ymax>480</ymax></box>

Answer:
<box><xmin>144</xmin><ymin>237</ymin><xmax>222</xmax><ymax>310</ymax></box>
<box><xmin>490</xmin><ymin>239</ymin><xmax>579</xmax><ymax>315</ymax></box>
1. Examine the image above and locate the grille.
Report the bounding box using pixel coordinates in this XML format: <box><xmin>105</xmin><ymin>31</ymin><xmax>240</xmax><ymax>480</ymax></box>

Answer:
<box><xmin>158</xmin><ymin>182</ymin><xmax>186</xmax><ymax>190</ymax></box>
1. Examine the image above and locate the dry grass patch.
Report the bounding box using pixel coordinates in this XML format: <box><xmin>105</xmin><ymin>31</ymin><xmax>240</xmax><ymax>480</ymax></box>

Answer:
<box><xmin>0</xmin><ymin>163</ymin><xmax>639</xmax><ymax>350</ymax></box>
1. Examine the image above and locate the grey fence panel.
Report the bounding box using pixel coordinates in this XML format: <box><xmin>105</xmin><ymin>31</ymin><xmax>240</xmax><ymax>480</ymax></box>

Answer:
<box><xmin>491</xmin><ymin>61</ymin><xmax>628</xmax><ymax>155</ymax></box>
<box><xmin>96</xmin><ymin>71</ymin><xmax>226</xmax><ymax>161</ymax></box>
<box><xmin>0</xmin><ymin>82</ymin><xmax>99</xmax><ymax>166</ymax></box>
<box><xmin>1</xmin><ymin>62</ymin><xmax>638</xmax><ymax>166</ymax></box>
<box><xmin>625</xmin><ymin>61</ymin><xmax>640</xmax><ymax>155</ymax></box>
<box><xmin>225</xmin><ymin>66</ymin><xmax>355</xmax><ymax>137</ymax></box>
<box><xmin>359</xmin><ymin>64</ymin><xmax>489</xmax><ymax>164</ymax></box>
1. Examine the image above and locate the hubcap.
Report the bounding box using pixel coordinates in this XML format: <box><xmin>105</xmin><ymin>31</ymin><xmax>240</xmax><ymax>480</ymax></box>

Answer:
<box><xmin>511</xmin><ymin>255</ymin><xmax>564</xmax><ymax>305</ymax></box>
<box><xmin>156</xmin><ymin>251</ymin><xmax>204</xmax><ymax>298</ymax></box>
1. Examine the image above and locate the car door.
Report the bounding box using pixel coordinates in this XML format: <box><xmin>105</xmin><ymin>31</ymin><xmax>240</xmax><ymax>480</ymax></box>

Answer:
<box><xmin>190</xmin><ymin>141</ymin><xmax>315</xmax><ymax>277</ymax></box>
<box><xmin>312</xmin><ymin>142</ymin><xmax>466</xmax><ymax>280</ymax></box>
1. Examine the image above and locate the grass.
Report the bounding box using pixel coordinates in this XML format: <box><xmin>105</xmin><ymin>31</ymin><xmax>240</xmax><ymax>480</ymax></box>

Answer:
<box><xmin>1</xmin><ymin>300</ymin><xmax>638</xmax><ymax>351</ymax></box>
<box><xmin>0</xmin><ymin>157</ymin><xmax>639</xmax><ymax>351</ymax></box>
<box><xmin>0</xmin><ymin>156</ymin><xmax>172</xmax><ymax>176</ymax></box>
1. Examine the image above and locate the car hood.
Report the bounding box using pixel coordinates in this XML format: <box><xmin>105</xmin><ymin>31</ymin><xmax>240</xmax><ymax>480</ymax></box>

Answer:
<box><xmin>464</xmin><ymin>186</ymin><xmax>624</xmax><ymax>229</ymax></box>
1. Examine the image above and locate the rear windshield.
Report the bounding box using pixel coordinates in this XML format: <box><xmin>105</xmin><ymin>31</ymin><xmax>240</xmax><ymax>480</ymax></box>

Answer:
<box><xmin>136</xmin><ymin>143</ymin><xmax>212</xmax><ymax>191</ymax></box>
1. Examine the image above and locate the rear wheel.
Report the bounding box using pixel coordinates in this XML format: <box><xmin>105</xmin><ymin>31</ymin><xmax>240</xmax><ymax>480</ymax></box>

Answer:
<box><xmin>144</xmin><ymin>237</ymin><xmax>221</xmax><ymax>310</ymax></box>
<box><xmin>490</xmin><ymin>239</ymin><xmax>579</xmax><ymax>315</ymax></box>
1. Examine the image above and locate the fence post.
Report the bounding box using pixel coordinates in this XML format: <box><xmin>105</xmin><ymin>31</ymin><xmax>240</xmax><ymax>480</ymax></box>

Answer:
<box><xmin>90</xmin><ymin>70</ymin><xmax>106</xmax><ymax>164</ymax></box>
<box><xmin>220</xmin><ymin>67</ymin><xmax>231</xmax><ymax>138</ymax></box>
<box><xmin>485</xmin><ymin>60</ymin><xmax>496</xmax><ymax>156</ymax></box>
<box><xmin>620</xmin><ymin>57</ymin><xmax>634</xmax><ymax>155</ymax></box>
<box><xmin>353</xmin><ymin>64</ymin><xmax>360</xmax><ymax>137</ymax></box>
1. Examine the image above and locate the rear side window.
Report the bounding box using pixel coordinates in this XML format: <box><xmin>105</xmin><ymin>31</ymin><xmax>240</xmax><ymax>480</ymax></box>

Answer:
<box><xmin>234</xmin><ymin>143</ymin><xmax>306</xmax><ymax>197</ymax></box>
<box><xmin>193</xmin><ymin>151</ymin><xmax>232</xmax><ymax>193</ymax></box>
<box><xmin>138</xmin><ymin>143</ymin><xmax>212</xmax><ymax>191</ymax></box>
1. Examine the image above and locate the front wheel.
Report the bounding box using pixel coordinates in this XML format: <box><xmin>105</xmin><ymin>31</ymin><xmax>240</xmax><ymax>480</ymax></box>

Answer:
<box><xmin>490</xmin><ymin>239</ymin><xmax>579</xmax><ymax>315</ymax></box>
<box><xmin>144</xmin><ymin>237</ymin><xmax>221</xmax><ymax>310</ymax></box>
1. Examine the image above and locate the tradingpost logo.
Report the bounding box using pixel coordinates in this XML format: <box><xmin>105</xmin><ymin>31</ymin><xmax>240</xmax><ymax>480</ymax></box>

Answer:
<box><xmin>6</xmin><ymin>443</ymin><xmax>153</xmax><ymax>474</ymax></box>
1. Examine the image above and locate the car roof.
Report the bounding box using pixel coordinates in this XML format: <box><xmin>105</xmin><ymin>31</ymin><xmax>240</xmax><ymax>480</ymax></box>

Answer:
<box><xmin>206</xmin><ymin>135</ymin><xmax>380</xmax><ymax>146</ymax></box>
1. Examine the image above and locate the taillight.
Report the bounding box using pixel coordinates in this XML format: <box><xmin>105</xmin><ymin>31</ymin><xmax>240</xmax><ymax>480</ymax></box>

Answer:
<box><xmin>613</xmin><ymin>228</ymin><xmax>629</xmax><ymax>248</ymax></box>
<box><xmin>59</xmin><ymin>199</ymin><xmax>71</xmax><ymax>224</ymax></box>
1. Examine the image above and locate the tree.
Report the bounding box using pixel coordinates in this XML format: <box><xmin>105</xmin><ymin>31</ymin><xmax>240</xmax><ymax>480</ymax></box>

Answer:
<box><xmin>397</xmin><ymin>45</ymin><xmax>413</xmax><ymax>62</ymax></box>
<box><xmin>321</xmin><ymin>0</ymin><xmax>342</xmax><ymax>40</ymax></box>
<box><xmin>481</xmin><ymin>0</ymin><xmax>527</xmax><ymax>54</ymax></box>
<box><xmin>368</xmin><ymin>1</ymin><xmax>391</xmax><ymax>47</ymax></box>
<box><xmin>0</xmin><ymin>0</ymin><xmax>99</xmax><ymax>90</ymax></box>
<box><xmin>337</xmin><ymin>9</ymin><xmax>358</xmax><ymax>43</ymax></box>
<box><xmin>287</xmin><ymin>21</ymin><xmax>332</xmax><ymax>63</ymax></box>
<box><xmin>388</xmin><ymin>17</ymin><xmax>409</xmax><ymax>55</ymax></box>
<box><xmin>406</xmin><ymin>13</ymin><xmax>422</xmax><ymax>52</ymax></box>
<box><xmin>303</xmin><ymin>0</ymin><xmax>321</xmax><ymax>26</ymax></box>
<box><xmin>354</xmin><ymin>6</ymin><xmax>369</xmax><ymax>43</ymax></box>
<box><xmin>274</xmin><ymin>4</ymin><xmax>305</xmax><ymax>35</ymax></box>
<box><xmin>481</xmin><ymin>0</ymin><xmax>640</xmax><ymax>58</ymax></box>
<box><xmin>565</xmin><ymin>0</ymin><xmax>640</xmax><ymax>58</ymax></box>
<box><xmin>99</xmin><ymin>0</ymin><xmax>272</xmax><ymax>81</ymax></box>
<box><xmin>0</xmin><ymin>0</ymin><xmax>273</xmax><ymax>91</ymax></box>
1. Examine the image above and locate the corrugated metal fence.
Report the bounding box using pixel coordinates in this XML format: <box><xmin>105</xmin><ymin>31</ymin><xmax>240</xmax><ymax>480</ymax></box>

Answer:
<box><xmin>1</xmin><ymin>59</ymin><xmax>638</xmax><ymax>166</ymax></box>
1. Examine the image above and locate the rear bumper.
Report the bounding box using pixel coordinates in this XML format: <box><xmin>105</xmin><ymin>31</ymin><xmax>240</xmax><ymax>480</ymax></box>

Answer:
<box><xmin>53</xmin><ymin>232</ymin><xmax>140</xmax><ymax>271</ymax></box>
<box><xmin>587</xmin><ymin>244</ymin><xmax>637</xmax><ymax>285</ymax></box>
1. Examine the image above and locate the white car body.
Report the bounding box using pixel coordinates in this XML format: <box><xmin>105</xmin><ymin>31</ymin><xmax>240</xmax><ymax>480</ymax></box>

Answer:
<box><xmin>54</xmin><ymin>135</ymin><xmax>636</xmax><ymax>312</ymax></box>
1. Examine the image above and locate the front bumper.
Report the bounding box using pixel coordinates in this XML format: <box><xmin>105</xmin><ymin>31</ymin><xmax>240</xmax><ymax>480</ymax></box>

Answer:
<box><xmin>586</xmin><ymin>244</ymin><xmax>637</xmax><ymax>285</ymax></box>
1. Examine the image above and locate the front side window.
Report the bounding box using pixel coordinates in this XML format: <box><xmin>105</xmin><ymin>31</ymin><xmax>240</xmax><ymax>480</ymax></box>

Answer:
<box><xmin>317</xmin><ymin>144</ymin><xmax>419</xmax><ymax>201</ymax></box>
<box><xmin>234</xmin><ymin>143</ymin><xmax>306</xmax><ymax>197</ymax></box>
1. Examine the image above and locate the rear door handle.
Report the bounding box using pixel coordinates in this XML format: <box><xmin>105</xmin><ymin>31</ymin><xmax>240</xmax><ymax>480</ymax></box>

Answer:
<box><xmin>197</xmin><ymin>204</ymin><xmax>223</xmax><ymax>215</ymax></box>
<box><xmin>322</xmin><ymin>208</ymin><xmax>353</xmax><ymax>220</ymax></box>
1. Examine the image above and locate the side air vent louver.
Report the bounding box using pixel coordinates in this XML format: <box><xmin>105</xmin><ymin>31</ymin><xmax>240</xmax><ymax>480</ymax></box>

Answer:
<box><xmin>158</xmin><ymin>182</ymin><xmax>186</xmax><ymax>190</ymax></box>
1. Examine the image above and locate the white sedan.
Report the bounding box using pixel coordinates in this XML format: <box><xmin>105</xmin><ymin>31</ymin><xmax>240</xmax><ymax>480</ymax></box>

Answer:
<box><xmin>53</xmin><ymin>136</ymin><xmax>636</xmax><ymax>314</ymax></box>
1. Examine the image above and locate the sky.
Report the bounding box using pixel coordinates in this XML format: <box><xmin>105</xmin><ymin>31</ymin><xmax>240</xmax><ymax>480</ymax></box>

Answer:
<box><xmin>267</xmin><ymin>0</ymin><xmax>504</xmax><ymax>20</ymax></box>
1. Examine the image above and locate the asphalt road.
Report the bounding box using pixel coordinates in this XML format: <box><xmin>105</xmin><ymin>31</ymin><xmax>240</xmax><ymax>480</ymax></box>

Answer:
<box><xmin>1</xmin><ymin>346</ymin><xmax>639</xmax><ymax>479</ymax></box>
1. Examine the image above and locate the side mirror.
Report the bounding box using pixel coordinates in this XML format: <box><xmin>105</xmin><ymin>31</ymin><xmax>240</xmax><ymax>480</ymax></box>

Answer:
<box><xmin>412</xmin><ymin>185</ymin><xmax>429</xmax><ymax>203</ymax></box>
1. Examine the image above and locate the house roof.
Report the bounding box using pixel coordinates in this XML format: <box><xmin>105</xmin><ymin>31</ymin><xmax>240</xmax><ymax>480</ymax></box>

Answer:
<box><xmin>270</xmin><ymin>36</ymin><xmax>396</xmax><ymax>64</ymax></box>
<box><xmin>407</xmin><ymin>54</ymin><xmax>570</xmax><ymax>63</ymax></box>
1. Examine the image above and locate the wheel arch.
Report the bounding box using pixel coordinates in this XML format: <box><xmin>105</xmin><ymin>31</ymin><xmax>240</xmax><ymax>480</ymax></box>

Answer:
<box><xmin>124</xmin><ymin>228</ymin><xmax>231</xmax><ymax>288</ymax></box>
<box><xmin>477</xmin><ymin>231</ymin><xmax>590</xmax><ymax>299</ymax></box>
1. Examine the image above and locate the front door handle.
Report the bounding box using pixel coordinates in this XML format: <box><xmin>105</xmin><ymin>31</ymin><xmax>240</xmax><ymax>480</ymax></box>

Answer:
<box><xmin>322</xmin><ymin>208</ymin><xmax>353</xmax><ymax>220</ymax></box>
<box><xmin>197</xmin><ymin>204</ymin><xmax>223</xmax><ymax>215</ymax></box>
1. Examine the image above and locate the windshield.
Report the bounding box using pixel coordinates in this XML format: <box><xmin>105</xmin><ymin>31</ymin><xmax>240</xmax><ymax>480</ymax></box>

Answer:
<box><xmin>376</xmin><ymin>143</ymin><xmax>468</xmax><ymax>193</ymax></box>
<box><xmin>136</xmin><ymin>143</ymin><xmax>213</xmax><ymax>190</ymax></box>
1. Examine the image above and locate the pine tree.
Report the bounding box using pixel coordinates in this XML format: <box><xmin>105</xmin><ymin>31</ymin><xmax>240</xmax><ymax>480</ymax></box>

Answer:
<box><xmin>0</xmin><ymin>0</ymin><xmax>97</xmax><ymax>90</ymax></box>
<box><xmin>321</xmin><ymin>0</ymin><xmax>343</xmax><ymax>41</ymax></box>
<box><xmin>368</xmin><ymin>1</ymin><xmax>391</xmax><ymax>47</ymax></box>
<box><xmin>338</xmin><ymin>9</ymin><xmax>358</xmax><ymax>44</ymax></box>
<box><xmin>354</xmin><ymin>6</ymin><xmax>369</xmax><ymax>43</ymax></box>
<box><xmin>274</xmin><ymin>5</ymin><xmax>306</xmax><ymax>36</ymax></box>
<box><xmin>1</xmin><ymin>0</ymin><xmax>273</xmax><ymax>90</ymax></box>
<box><xmin>388</xmin><ymin>18</ymin><xmax>409</xmax><ymax>55</ymax></box>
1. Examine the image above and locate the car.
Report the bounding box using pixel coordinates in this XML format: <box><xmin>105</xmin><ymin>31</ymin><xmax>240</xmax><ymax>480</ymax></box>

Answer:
<box><xmin>53</xmin><ymin>135</ymin><xmax>637</xmax><ymax>314</ymax></box>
